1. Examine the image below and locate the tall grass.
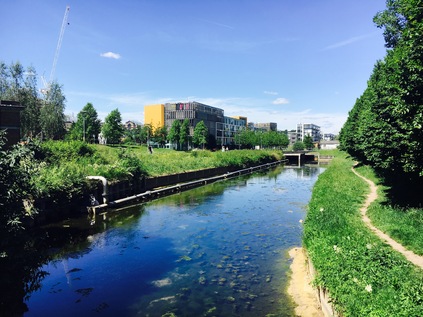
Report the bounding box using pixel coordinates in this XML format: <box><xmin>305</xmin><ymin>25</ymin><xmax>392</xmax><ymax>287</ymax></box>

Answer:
<box><xmin>303</xmin><ymin>150</ymin><xmax>423</xmax><ymax>316</ymax></box>
<box><xmin>91</xmin><ymin>145</ymin><xmax>283</xmax><ymax>177</ymax></box>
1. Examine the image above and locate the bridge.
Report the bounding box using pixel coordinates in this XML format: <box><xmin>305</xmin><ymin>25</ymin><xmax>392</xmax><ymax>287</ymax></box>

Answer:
<box><xmin>284</xmin><ymin>151</ymin><xmax>318</xmax><ymax>166</ymax></box>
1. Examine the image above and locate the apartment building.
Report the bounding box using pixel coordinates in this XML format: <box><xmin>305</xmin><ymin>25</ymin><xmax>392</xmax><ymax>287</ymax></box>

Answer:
<box><xmin>144</xmin><ymin>101</ymin><xmax>225</xmax><ymax>143</ymax></box>
<box><xmin>216</xmin><ymin>116</ymin><xmax>247</xmax><ymax>146</ymax></box>
<box><xmin>296</xmin><ymin>123</ymin><xmax>321</xmax><ymax>142</ymax></box>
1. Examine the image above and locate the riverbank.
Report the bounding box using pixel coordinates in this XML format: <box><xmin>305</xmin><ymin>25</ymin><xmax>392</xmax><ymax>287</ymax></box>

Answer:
<box><xmin>287</xmin><ymin>247</ymin><xmax>323</xmax><ymax>317</ymax></box>
<box><xmin>299</xmin><ymin>151</ymin><xmax>423</xmax><ymax>316</ymax></box>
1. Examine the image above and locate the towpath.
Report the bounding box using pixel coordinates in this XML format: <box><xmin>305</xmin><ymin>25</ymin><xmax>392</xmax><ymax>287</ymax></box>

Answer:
<box><xmin>351</xmin><ymin>166</ymin><xmax>423</xmax><ymax>269</ymax></box>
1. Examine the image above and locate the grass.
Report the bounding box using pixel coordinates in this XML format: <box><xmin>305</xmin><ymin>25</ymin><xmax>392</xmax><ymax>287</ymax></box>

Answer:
<box><xmin>303</xmin><ymin>150</ymin><xmax>423</xmax><ymax>316</ymax></box>
<box><xmin>354</xmin><ymin>164</ymin><xmax>423</xmax><ymax>256</ymax></box>
<box><xmin>91</xmin><ymin>144</ymin><xmax>284</xmax><ymax>177</ymax></box>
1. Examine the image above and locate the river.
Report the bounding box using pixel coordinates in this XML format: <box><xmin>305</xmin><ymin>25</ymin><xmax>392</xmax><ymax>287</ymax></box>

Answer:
<box><xmin>6</xmin><ymin>165</ymin><xmax>323</xmax><ymax>317</ymax></box>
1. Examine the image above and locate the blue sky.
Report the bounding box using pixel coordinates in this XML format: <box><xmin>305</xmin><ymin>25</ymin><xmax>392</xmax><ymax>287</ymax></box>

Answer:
<box><xmin>1</xmin><ymin>0</ymin><xmax>388</xmax><ymax>134</ymax></box>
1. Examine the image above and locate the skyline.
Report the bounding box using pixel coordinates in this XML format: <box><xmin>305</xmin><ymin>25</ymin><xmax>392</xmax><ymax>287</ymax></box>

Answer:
<box><xmin>1</xmin><ymin>0</ymin><xmax>389</xmax><ymax>134</ymax></box>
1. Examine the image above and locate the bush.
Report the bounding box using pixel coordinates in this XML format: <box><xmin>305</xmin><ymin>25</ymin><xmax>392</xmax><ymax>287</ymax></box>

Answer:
<box><xmin>41</xmin><ymin>140</ymin><xmax>95</xmax><ymax>164</ymax></box>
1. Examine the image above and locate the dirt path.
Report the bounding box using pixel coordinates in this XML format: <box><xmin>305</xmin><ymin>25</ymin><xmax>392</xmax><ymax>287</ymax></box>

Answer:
<box><xmin>351</xmin><ymin>166</ymin><xmax>423</xmax><ymax>269</ymax></box>
<box><xmin>287</xmin><ymin>166</ymin><xmax>423</xmax><ymax>317</ymax></box>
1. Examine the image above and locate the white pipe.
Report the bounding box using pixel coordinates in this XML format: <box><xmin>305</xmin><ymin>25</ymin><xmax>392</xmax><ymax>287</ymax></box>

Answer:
<box><xmin>86</xmin><ymin>176</ymin><xmax>109</xmax><ymax>204</ymax></box>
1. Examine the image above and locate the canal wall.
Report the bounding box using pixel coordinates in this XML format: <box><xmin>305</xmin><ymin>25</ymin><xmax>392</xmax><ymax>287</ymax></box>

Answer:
<box><xmin>87</xmin><ymin>160</ymin><xmax>287</xmax><ymax>213</ymax></box>
<box><xmin>25</xmin><ymin>159</ymin><xmax>287</xmax><ymax>226</ymax></box>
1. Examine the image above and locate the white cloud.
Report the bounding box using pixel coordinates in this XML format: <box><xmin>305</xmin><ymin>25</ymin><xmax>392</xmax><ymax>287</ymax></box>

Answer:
<box><xmin>264</xmin><ymin>91</ymin><xmax>278</xmax><ymax>95</ymax></box>
<box><xmin>100</xmin><ymin>52</ymin><xmax>121</xmax><ymax>59</ymax></box>
<box><xmin>197</xmin><ymin>18</ymin><xmax>235</xmax><ymax>30</ymax></box>
<box><xmin>322</xmin><ymin>32</ymin><xmax>378</xmax><ymax>51</ymax></box>
<box><xmin>272</xmin><ymin>98</ymin><xmax>289</xmax><ymax>105</ymax></box>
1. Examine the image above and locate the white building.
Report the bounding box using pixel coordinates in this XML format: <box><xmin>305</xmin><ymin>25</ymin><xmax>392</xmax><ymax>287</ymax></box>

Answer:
<box><xmin>296</xmin><ymin>123</ymin><xmax>321</xmax><ymax>142</ymax></box>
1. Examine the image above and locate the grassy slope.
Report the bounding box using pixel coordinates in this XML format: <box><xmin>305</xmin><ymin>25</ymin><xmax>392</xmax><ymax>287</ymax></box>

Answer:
<box><xmin>93</xmin><ymin>145</ymin><xmax>284</xmax><ymax>177</ymax></box>
<box><xmin>304</xmin><ymin>150</ymin><xmax>423</xmax><ymax>316</ymax></box>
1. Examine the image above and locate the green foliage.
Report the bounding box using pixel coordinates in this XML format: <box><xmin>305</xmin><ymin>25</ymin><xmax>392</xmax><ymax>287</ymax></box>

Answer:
<box><xmin>115</xmin><ymin>148</ymin><xmax>146</xmax><ymax>179</ymax></box>
<box><xmin>193</xmin><ymin>120</ymin><xmax>208</xmax><ymax>149</ymax></box>
<box><xmin>303</xmin><ymin>134</ymin><xmax>314</xmax><ymax>150</ymax></box>
<box><xmin>215</xmin><ymin>149</ymin><xmax>283</xmax><ymax>169</ymax></box>
<box><xmin>31</xmin><ymin>162</ymin><xmax>86</xmax><ymax>202</ymax></box>
<box><xmin>355</xmin><ymin>164</ymin><xmax>423</xmax><ymax>256</ymax></box>
<box><xmin>340</xmin><ymin>0</ymin><xmax>423</xmax><ymax>205</ymax></box>
<box><xmin>303</xmin><ymin>152</ymin><xmax>423</xmax><ymax>316</ymax></box>
<box><xmin>168</xmin><ymin>120</ymin><xmax>181</xmax><ymax>150</ymax></box>
<box><xmin>39</xmin><ymin>82</ymin><xmax>67</xmax><ymax>140</ymax></box>
<box><xmin>292</xmin><ymin>141</ymin><xmax>305</xmax><ymax>151</ymax></box>
<box><xmin>0</xmin><ymin>131</ymin><xmax>40</xmax><ymax>237</ymax></box>
<box><xmin>67</xmin><ymin>103</ymin><xmax>101</xmax><ymax>142</ymax></box>
<box><xmin>179</xmin><ymin>119</ymin><xmax>190</xmax><ymax>150</ymax></box>
<box><xmin>140</xmin><ymin>124</ymin><xmax>153</xmax><ymax>144</ymax></box>
<box><xmin>235</xmin><ymin>129</ymin><xmax>288</xmax><ymax>149</ymax></box>
<box><xmin>40</xmin><ymin>140</ymin><xmax>96</xmax><ymax>164</ymax></box>
<box><xmin>373</xmin><ymin>0</ymin><xmax>407</xmax><ymax>48</ymax></box>
<box><xmin>101</xmin><ymin>109</ymin><xmax>124</xmax><ymax>144</ymax></box>
<box><xmin>153</xmin><ymin>125</ymin><xmax>168</xmax><ymax>147</ymax></box>
<box><xmin>0</xmin><ymin>61</ymin><xmax>42</xmax><ymax>138</ymax></box>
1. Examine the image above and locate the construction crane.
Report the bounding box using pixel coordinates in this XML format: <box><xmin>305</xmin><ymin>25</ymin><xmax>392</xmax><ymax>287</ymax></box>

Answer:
<box><xmin>41</xmin><ymin>5</ymin><xmax>70</xmax><ymax>94</ymax></box>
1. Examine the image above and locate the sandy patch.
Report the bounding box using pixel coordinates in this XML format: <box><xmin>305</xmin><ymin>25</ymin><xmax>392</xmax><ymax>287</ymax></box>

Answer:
<box><xmin>287</xmin><ymin>247</ymin><xmax>323</xmax><ymax>317</ymax></box>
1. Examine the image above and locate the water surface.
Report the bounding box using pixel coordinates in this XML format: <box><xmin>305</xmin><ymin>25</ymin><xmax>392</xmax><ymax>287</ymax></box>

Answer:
<box><xmin>23</xmin><ymin>166</ymin><xmax>323</xmax><ymax>317</ymax></box>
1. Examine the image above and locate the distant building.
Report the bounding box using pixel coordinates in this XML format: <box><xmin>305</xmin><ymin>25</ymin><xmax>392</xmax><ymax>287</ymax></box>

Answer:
<box><xmin>125</xmin><ymin>121</ymin><xmax>137</xmax><ymax>130</ymax></box>
<box><xmin>247</xmin><ymin>122</ymin><xmax>255</xmax><ymax>130</ymax></box>
<box><xmin>0</xmin><ymin>100</ymin><xmax>24</xmax><ymax>147</ymax></box>
<box><xmin>323</xmin><ymin>133</ymin><xmax>335</xmax><ymax>141</ymax></box>
<box><xmin>164</xmin><ymin>102</ymin><xmax>224</xmax><ymax>139</ymax></box>
<box><xmin>287</xmin><ymin>130</ymin><xmax>297</xmax><ymax>144</ymax></box>
<box><xmin>231</xmin><ymin>116</ymin><xmax>248</xmax><ymax>126</ymax></box>
<box><xmin>254</xmin><ymin>122</ymin><xmax>277</xmax><ymax>132</ymax></box>
<box><xmin>296</xmin><ymin>123</ymin><xmax>321</xmax><ymax>142</ymax></box>
<box><xmin>144</xmin><ymin>104</ymin><xmax>165</xmax><ymax>130</ymax></box>
<box><xmin>320</xmin><ymin>140</ymin><xmax>339</xmax><ymax>150</ymax></box>
<box><xmin>216</xmin><ymin>116</ymin><xmax>247</xmax><ymax>146</ymax></box>
<box><xmin>144</xmin><ymin>101</ymin><xmax>225</xmax><ymax>145</ymax></box>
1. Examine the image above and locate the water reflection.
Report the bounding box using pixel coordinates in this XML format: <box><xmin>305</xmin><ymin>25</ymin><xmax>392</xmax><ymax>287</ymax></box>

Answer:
<box><xmin>2</xmin><ymin>166</ymin><xmax>323</xmax><ymax>317</ymax></box>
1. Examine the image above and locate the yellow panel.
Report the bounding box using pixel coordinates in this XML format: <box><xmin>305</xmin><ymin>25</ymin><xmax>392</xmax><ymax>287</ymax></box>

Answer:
<box><xmin>144</xmin><ymin>104</ymin><xmax>165</xmax><ymax>131</ymax></box>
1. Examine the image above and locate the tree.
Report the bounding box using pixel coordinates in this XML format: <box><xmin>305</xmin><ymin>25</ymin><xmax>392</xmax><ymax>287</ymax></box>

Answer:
<box><xmin>193</xmin><ymin>120</ymin><xmax>208</xmax><ymax>149</ymax></box>
<box><xmin>0</xmin><ymin>131</ymin><xmax>38</xmax><ymax>239</ymax></box>
<box><xmin>20</xmin><ymin>66</ymin><xmax>42</xmax><ymax>138</ymax></box>
<box><xmin>139</xmin><ymin>124</ymin><xmax>152</xmax><ymax>144</ymax></box>
<box><xmin>373</xmin><ymin>0</ymin><xmax>407</xmax><ymax>48</ymax></box>
<box><xmin>303</xmin><ymin>134</ymin><xmax>314</xmax><ymax>150</ymax></box>
<box><xmin>179</xmin><ymin>119</ymin><xmax>190</xmax><ymax>150</ymax></box>
<box><xmin>68</xmin><ymin>103</ymin><xmax>101</xmax><ymax>142</ymax></box>
<box><xmin>168</xmin><ymin>120</ymin><xmax>181</xmax><ymax>150</ymax></box>
<box><xmin>0</xmin><ymin>62</ymin><xmax>42</xmax><ymax>139</ymax></box>
<box><xmin>101</xmin><ymin>109</ymin><xmax>124</xmax><ymax>144</ymax></box>
<box><xmin>39</xmin><ymin>81</ymin><xmax>66</xmax><ymax>140</ymax></box>
<box><xmin>154</xmin><ymin>125</ymin><xmax>168</xmax><ymax>147</ymax></box>
<box><xmin>340</xmin><ymin>0</ymin><xmax>423</xmax><ymax>204</ymax></box>
<box><xmin>293</xmin><ymin>141</ymin><xmax>305</xmax><ymax>151</ymax></box>
<box><xmin>236</xmin><ymin>129</ymin><xmax>257</xmax><ymax>149</ymax></box>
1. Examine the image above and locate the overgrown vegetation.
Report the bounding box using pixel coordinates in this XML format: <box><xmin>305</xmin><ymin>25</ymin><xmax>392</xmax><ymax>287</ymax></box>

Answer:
<box><xmin>303</xmin><ymin>150</ymin><xmax>423</xmax><ymax>316</ymax></box>
<box><xmin>0</xmin><ymin>137</ymin><xmax>283</xmax><ymax>242</ymax></box>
